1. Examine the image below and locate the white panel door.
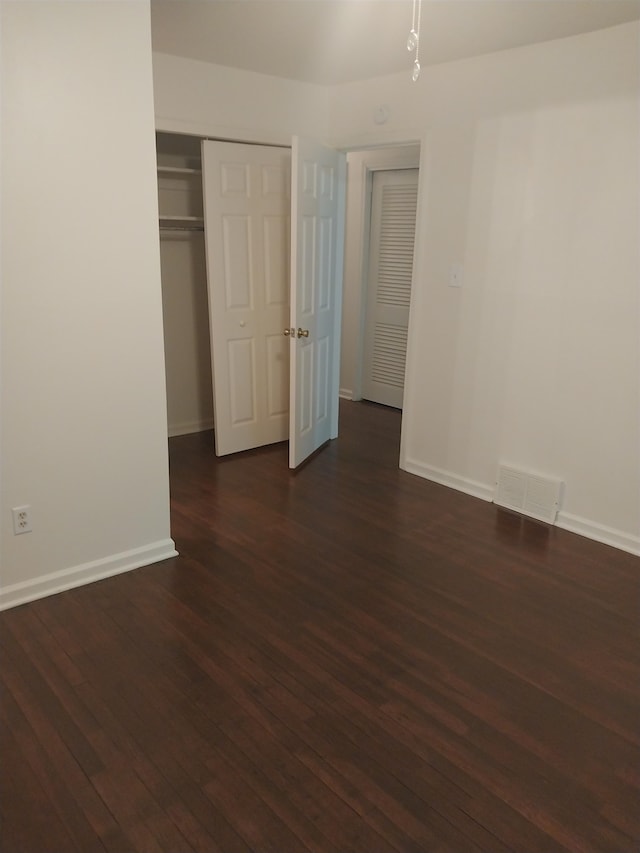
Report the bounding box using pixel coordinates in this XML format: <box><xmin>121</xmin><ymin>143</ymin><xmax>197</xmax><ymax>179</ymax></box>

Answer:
<box><xmin>202</xmin><ymin>141</ymin><xmax>291</xmax><ymax>456</ymax></box>
<box><xmin>362</xmin><ymin>169</ymin><xmax>418</xmax><ymax>409</ymax></box>
<box><xmin>289</xmin><ymin>137</ymin><xmax>346</xmax><ymax>469</ymax></box>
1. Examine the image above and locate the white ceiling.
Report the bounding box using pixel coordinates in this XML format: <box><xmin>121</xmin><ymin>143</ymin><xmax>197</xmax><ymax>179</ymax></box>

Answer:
<box><xmin>150</xmin><ymin>0</ymin><xmax>640</xmax><ymax>85</ymax></box>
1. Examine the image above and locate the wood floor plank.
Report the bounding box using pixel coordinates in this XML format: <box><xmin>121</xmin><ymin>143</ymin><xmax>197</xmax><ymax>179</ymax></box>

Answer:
<box><xmin>1</xmin><ymin>400</ymin><xmax>638</xmax><ymax>852</ymax></box>
<box><xmin>124</xmin><ymin>552</ymin><xmax>580</xmax><ymax>849</ymax></box>
<box><xmin>0</xmin><ymin>711</ymin><xmax>85</xmax><ymax>853</ymax></box>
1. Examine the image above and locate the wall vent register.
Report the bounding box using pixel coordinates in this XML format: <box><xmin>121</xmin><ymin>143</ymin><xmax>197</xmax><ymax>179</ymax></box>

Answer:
<box><xmin>494</xmin><ymin>465</ymin><xmax>563</xmax><ymax>524</ymax></box>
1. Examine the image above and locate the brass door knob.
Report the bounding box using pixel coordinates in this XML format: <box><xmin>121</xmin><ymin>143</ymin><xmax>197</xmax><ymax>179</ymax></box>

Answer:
<box><xmin>297</xmin><ymin>328</ymin><xmax>309</xmax><ymax>338</ymax></box>
<box><xmin>283</xmin><ymin>327</ymin><xmax>295</xmax><ymax>337</ymax></box>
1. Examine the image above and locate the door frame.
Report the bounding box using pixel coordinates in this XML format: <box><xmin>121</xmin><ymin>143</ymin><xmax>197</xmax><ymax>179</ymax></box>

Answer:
<box><xmin>340</xmin><ymin>144</ymin><xmax>421</xmax><ymax>405</ymax></box>
<box><xmin>156</xmin><ymin>125</ymin><xmax>423</xmax><ymax>456</ymax></box>
<box><xmin>361</xmin><ymin>166</ymin><xmax>419</xmax><ymax>409</ymax></box>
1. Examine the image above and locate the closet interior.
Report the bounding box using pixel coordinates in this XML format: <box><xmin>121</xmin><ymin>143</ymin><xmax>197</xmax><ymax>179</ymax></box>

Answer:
<box><xmin>156</xmin><ymin>132</ymin><xmax>213</xmax><ymax>437</ymax></box>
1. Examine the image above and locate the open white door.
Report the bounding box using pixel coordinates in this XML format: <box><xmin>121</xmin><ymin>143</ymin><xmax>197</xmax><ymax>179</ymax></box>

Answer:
<box><xmin>202</xmin><ymin>141</ymin><xmax>291</xmax><ymax>456</ymax></box>
<box><xmin>289</xmin><ymin>137</ymin><xmax>346</xmax><ymax>469</ymax></box>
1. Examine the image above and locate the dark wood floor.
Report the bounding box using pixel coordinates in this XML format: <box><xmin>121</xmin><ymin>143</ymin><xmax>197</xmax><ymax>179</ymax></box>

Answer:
<box><xmin>1</xmin><ymin>400</ymin><xmax>639</xmax><ymax>853</ymax></box>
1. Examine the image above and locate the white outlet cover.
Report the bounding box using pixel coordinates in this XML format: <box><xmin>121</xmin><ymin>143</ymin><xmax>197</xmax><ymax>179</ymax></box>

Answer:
<box><xmin>12</xmin><ymin>505</ymin><xmax>32</xmax><ymax>535</ymax></box>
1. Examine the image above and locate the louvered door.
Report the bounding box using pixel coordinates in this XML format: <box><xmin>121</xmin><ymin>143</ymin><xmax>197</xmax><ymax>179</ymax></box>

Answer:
<box><xmin>362</xmin><ymin>169</ymin><xmax>418</xmax><ymax>409</ymax></box>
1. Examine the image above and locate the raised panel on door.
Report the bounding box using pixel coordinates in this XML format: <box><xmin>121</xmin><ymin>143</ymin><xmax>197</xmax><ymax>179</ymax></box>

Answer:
<box><xmin>222</xmin><ymin>215</ymin><xmax>253</xmax><ymax>309</ymax></box>
<box><xmin>289</xmin><ymin>137</ymin><xmax>346</xmax><ymax>469</ymax></box>
<box><xmin>265</xmin><ymin>333</ymin><xmax>289</xmax><ymax>418</ymax></box>
<box><xmin>227</xmin><ymin>338</ymin><xmax>256</xmax><ymax>425</ymax></box>
<box><xmin>202</xmin><ymin>140</ymin><xmax>291</xmax><ymax>455</ymax></box>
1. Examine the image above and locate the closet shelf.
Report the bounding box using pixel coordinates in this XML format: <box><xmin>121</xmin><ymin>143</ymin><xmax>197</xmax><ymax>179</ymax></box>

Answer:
<box><xmin>159</xmin><ymin>215</ymin><xmax>204</xmax><ymax>232</ymax></box>
<box><xmin>157</xmin><ymin>166</ymin><xmax>201</xmax><ymax>176</ymax></box>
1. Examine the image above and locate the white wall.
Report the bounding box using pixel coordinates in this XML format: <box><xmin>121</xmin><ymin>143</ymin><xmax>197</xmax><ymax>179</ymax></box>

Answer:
<box><xmin>330</xmin><ymin>23</ymin><xmax>640</xmax><ymax>554</ymax></box>
<box><xmin>160</xmin><ymin>234</ymin><xmax>214</xmax><ymax>436</ymax></box>
<box><xmin>153</xmin><ymin>52</ymin><xmax>330</xmax><ymax>143</ymax></box>
<box><xmin>0</xmin><ymin>1</ymin><xmax>176</xmax><ymax>608</ymax></box>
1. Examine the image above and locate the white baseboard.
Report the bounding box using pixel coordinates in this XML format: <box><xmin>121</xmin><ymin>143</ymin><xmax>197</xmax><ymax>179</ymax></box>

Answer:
<box><xmin>402</xmin><ymin>457</ymin><xmax>640</xmax><ymax>557</ymax></box>
<box><xmin>339</xmin><ymin>388</ymin><xmax>353</xmax><ymax>400</ymax></box>
<box><xmin>556</xmin><ymin>512</ymin><xmax>640</xmax><ymax>557</ymax></box>
<box><xmin>402</xmin><ymin>458</ymin><xmax>494</xmax><ymax>502</ymax></box>
<box><xmin>0</xmin><ymin>539</ymin><xmax>179</xmax><ymax>611</ymax></box>
<box><xmin>168</xmin><ymin>418</ymin><xmax>213</xmax><ymax>438</ymax></box>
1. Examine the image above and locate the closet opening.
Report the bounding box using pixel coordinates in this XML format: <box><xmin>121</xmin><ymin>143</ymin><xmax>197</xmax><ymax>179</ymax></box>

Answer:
<box><xmin>156</xmin><ymin>132</ymin><xmax>213</xmax><ymax>440</ymax></box>
<box><xmin>156</xmin><ymin>133</ymin><xmax>421</xmax><ymax>469</ymax></box>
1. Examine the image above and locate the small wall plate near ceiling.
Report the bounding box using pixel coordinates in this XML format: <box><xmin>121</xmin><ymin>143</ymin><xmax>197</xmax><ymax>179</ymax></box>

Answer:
<box><xmin>374</xmin><ymin>105</ymin><xmax>390</xmax><ymax>125</ymax></box>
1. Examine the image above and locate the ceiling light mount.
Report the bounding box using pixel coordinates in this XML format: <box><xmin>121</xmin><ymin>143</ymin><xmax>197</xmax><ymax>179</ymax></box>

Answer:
<box><xmin>408</xmin><ymin>0</ymin><xmax>422</xmax><ymax>81</ymax></box>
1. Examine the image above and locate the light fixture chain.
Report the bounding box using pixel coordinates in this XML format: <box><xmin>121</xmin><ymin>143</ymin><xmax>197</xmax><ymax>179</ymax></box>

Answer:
<box><xmin>408</xmin><ymin>0</ymin><xmax>422</xmax><ymax>80</ymax></box>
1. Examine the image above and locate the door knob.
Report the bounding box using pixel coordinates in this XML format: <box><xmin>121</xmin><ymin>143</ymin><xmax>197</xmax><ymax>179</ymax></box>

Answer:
<box><xmin>297</xmin><ymin>328</ymin><xmax>309</xmax><ymax>338</ymax></box>
<box><xmin>283</xmin><ymin>327</ymin><xmax>295</xmax><ymax>337</ymax></box>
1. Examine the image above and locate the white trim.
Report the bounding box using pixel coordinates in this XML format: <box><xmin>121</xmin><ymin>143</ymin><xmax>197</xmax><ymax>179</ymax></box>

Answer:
<box><xmin>330</xmin><ymin>133</ymin><xmax>424</xmax><ymax>152</ymax></box>
<box><xmin>401</xmin><ymin>458</ymin><xmax>494</xmax><ymax>502</ymax></box>
<box><xmin>556</xmin><ymin>512</ymin><xmax>640</xmax><ymax>557</ymax></box>
<box><xmin>401</xmin><ymin>458</ymin><xmax>640</xmax><ymax>556</ymax></box>
<box><xmin>155</xmin><ymin>115</ymin><xmax>292</xmax><ymax>148</ymax></box>
<box><xmin>0</xmin><ymin>539</ymin><xmax>179</xmax><ymax>611</ymax></box>
<box><xmin>331</xmin><ymin>150</ymin><xmax>348</xmax><ymax>440</ymax></box>
<box><xmin>339</xmin><ymin>388</ymin><xmax>353</xmax><ymax>400</ymax></box>
<box><xmin>342</xmin><ymin>144</ymin><xmax>421</xmax><ymax>405</ymax></box>
<box><xmin>168</xmin><ymin>418</ymin><xmax>213</xmax><ymax>438</ymax></box>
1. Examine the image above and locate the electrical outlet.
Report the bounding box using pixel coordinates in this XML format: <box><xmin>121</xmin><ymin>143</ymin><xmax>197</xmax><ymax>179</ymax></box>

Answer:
<box><xmin>12</xmin><ymin>506</ymin><xmax>32</xmax><ymax>535</ymax></box>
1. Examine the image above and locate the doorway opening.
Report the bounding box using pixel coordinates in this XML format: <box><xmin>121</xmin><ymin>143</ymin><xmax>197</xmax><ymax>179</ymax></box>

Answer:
<box><xmin>340</xmin><ymin>144</ymin><xmax>421</xmax><ymax>428</ymax></box>
<box><xmin>156</xmin><ymin>133</ymin><xmax>420</xmax><ymax>467</ymax></box>
<box><xmin>361</xmin><ymin>167</ymin><xmax>419</xmax><ymax>409</ymax></box>
<box><xmin>156</xmin><ymin>132</ymin><xmax>212</xmax><ymax>440</ymax></box>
